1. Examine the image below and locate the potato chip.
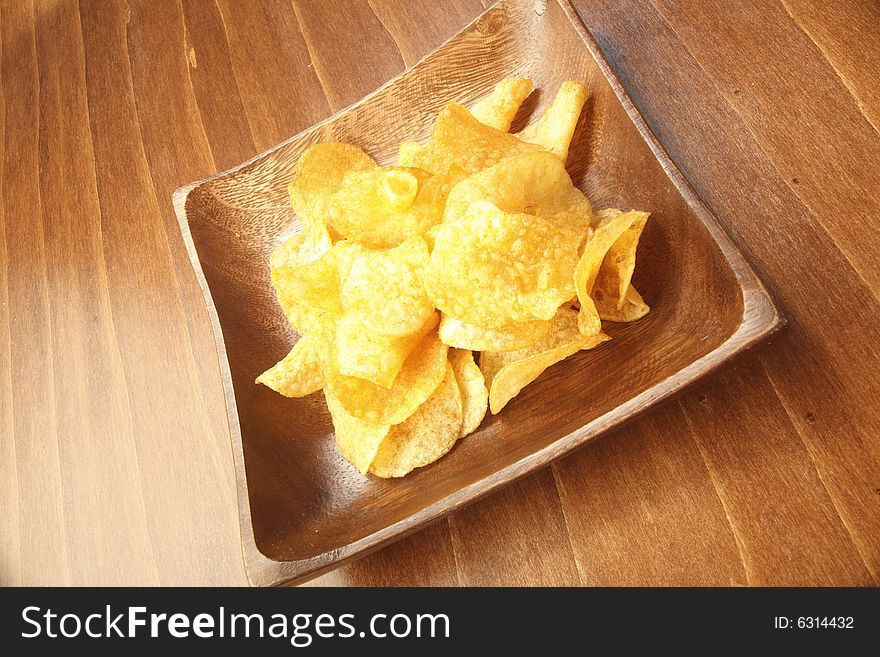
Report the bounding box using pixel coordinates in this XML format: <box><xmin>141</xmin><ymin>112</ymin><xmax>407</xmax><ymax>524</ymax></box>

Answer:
<box><xmin>591</xmin><ymin>209</ymin><xmax>650</xmax><ymax>320</ymax></box>
<box><xmin>409</xmin><ymin>103</ymin><xmax>542</xmax><ymax>176</ymax></box>
<box><xmin>325</xmin><ymin>166</ymin><xmax>451</xmax><ymax>248</ymax></box>
<box><xmin>256</xmin><ymin>335</ymin><xmax>324</xmax><ymax>397</ymax></box>
<box><xmin>574</xmin><ymin>295</ymin><xmax>601</xmax><ymax>338</ymax></box>
<box><xmin>369</xmin><ymin>363</ymin><xmax>462</xmax><ymax>478</ymax></box>
<box><xmin>397</xmin><ymin>140</ymin><xmax>425</xmax><ymax>167</ymax></box>
<box><xmin>438</xmin><ymin>314</ymin><xmax>550</xmax><ymax>352</ymax></box>
<box><xmin>517</xmin><ymin>81</ymin><xmax>587</xmax><ymax>162</ymax></box>
<box><xmin>272</xmin><ymin>245</ymin><xmax>342</xmax><ymax>335</ymax></box>
<box><xmin>381</xmin><ymin>168</ymin><xmax>421</xmax><ymax>207</ymax></box>
<box><xmin>324</xmin><ymin>331</ymin><xmax>449</xmax><ymax>425</ymax></box>
<box><xmin>470</xmin><ymin>77</ymin><xmax>534</xmax><ymax>131</ymax></box>
<box><xmin>325</xmin><ymin>388</ymin><xmax>391</xmax><ymax>474</ymax></box>
<box><xmin>339</xmin><ymin>237</ymin><xmax>434</xmax><ymax>336</ymax></box>
<box><xmin>288</xmin><ymin>143</ymin><xmax>375</xmax><ymax>236</ymax></box>
<box><xmin>449</xmin><ymin>349</ymin><xmax>488</xmax><ymax>437</ymax></box>
<box><xmin>574</xmin><ymin>208</ymin><xmax>649</xmax><ymax>335</ymax></box>
<box><xmin>443</xmin><ymin>151</ymin><xmax>592</xmax><ymax>245</ymax></box>
<box><xmin>425</xmin><ymin>200</ymin><xmax>578</xmax><ymax>327</ymax></box>
<box><xmin>480</xmin><ymin>307</ymin><xmax>611</xmax><ymax>414</ymax></box>
<box><xmin>270</xmin><ymin>227</ymin><xmax>336</xmax><ymax>333</ymax></box>
<box><xmin>269</xmin><ymin>225</ymin><xmax>331</xmax><ymax>273</ymax></box>
<box><xmin>334</xmin><ymin>311</ymin><xmax>438</xmax><ymax>388</ymax></box>
<box><xmin>261</xmin><ymin>76</ymin><xmax>653</xmax><ymax>478</ymax></box>
<box><xmin>423</xmin><ymin>223</ymin><xmax>441</xmax><ymax>252</ymax></box>
<box><xmin>597</xmin><ymin>285</ymin><xmax>649</xmax><ymax>322</ymax></box>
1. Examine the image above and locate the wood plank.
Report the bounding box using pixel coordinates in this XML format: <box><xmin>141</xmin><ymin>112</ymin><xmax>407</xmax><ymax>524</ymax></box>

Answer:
<box><xmin>126</xmin><ymin>0</ymin><xmax>238</xmax><ymax>500</ymax></box>
<box><xmin>779</xmin><ymin>0</ymin><xmax>880</xmax><ymax>134</ymax></box>
<box><xmin>78</xmin><ymin>0</ymin><xmax>244</xmax><ymax>585</ymax></box>
<box><xmin>312</xmin><ymin>521</ymin><xmax>459</xmax><ymax>586</ymax></box>
<box><xmin>0</xmin><ymin>0</ymin><xmax>70</xmax><ymax>585</ymax></box>
<box><xmin>679</xmin><ymin>361</ymin><xmax>872</xmax><ymax>585</ymax></box>
<box><xmin>214</xmin><ymin>0</ymin><xmax>331</xmax><ymax>150</ymax></box>
<box><xmin>0</xmin><ymin>1</ymin><xmax>21</xmax><ymax>586</ymax></box>
<box><xmin>448</xmin><ymin>469</ymin><xmax>582</xmax><ymax>586</ymax></box>
<box><xmin>33</xmin><ymin>0</ymin><xmax>159</xmax><ymax>585</ymax></box>
<box><xmin>367</xmin><ymin>0</ymin><xmax>486</xmax><ymax>67</ymax></box>
<box><xmin>180</xmin><ymin>0</ymin><xmax>258</xmax><ymax>171</ymax></box>
<box><xmin>291</xmin><ymin>0</ymin><xmax>405</xmax><ymax>111</ymax></box>
<box><xmin>554</xmin><ymin>403</ymin><xmax>748</xmax><ymax>586</ymax></box>
<box><xmin>651</xmin><ymin>0</ymin><xmax>880</xmax><ymax>296</ymax></box>
<box><xmin>572</xmin><ymin>0</ymin><xmax>880</xmax><ymax>580</ymax></box>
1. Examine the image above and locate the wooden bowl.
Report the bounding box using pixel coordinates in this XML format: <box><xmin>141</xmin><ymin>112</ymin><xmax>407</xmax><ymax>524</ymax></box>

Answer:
<box><xmin>173</xmin><ymin>0</ymin><xmax>782</xmax><ymax>586</ymax></box>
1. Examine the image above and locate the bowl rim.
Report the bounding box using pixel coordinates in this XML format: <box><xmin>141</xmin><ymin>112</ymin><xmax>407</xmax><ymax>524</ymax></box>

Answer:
<box><xmin>172</xmin><ymin>0</ymin><xmax>784</xmax><ymax>586</ymax></box>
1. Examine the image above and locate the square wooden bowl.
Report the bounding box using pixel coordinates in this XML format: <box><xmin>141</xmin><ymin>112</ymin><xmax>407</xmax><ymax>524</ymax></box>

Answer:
<box><xmin>173</xmin><ymin>0</ymin><xmax>782</xmax><ymax>586</ymax></box>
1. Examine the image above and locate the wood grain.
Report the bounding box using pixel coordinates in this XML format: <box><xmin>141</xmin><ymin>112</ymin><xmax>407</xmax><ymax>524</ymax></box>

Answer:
<box><xmin>652</xmin><ymin>0</ymin><xmax>880</xmax><ymax>296</ymax></box>
<box><xmin>679</xmin><ymin>361</ymin><xmax>871</xmax><ymax>585</ymax></box>
<box><xmin>2</xmin><ymin>0</ymin><xmax>69</xmax><ymax>585</ymax></box>
<box><xmin>0</xmin><ymin>0</ymin><xmax>877</xmax><ymax>586</ymax></box>
<box><xmin>179</xmin><ymin>0</ymin><xmax>258</xmax><ymax>171</ymax></box>
<box><xmin>554</xmin><ymin>401</ymin><xmax>749</xmax><ymax>586</ymax></box>
<box><xmin>368</xmin><ymin>0</ymin><xmax>486</xmax><ymax>69</ymax></box>
<box><xmin>0</xmin><ymin>2</ymin><xmax>14</xmax><ymax>586</ymax></box>
<box><xmin>80</xmin><ymin>3</ymin><xmax>239</xmax><ymax>583</ymax></box>
<box><xmin>778</xmin><ymin>0</ymin><xmax>880</xmax><ymax>134</ymax></box>
<box><xmin>448</xmin><ymin>469</ymin><xmax>582</xmax><ymax>586</ymax></box>
<box><xmin>35</xmin><ymin>0</ymin><xmax>157</xmax><ymax>586</ymax></box>
<box><xmin>309</xmin><ymin>520</ymin><xmax>460</xmax><ymax>587</ymax></box>
<box><xmin>291</xmin><ymin>0</ymin><xmax>404</xmax><ymax>111</ymax></box>
<box><xmin>214</xmin><ymin>0</ymin><xmax>330</xmax><ymax>152</ymax></box>
<box><xmin>572</xmin><ymin>0</ymin><xmax>880</xmax><ymax>583</ymax></box>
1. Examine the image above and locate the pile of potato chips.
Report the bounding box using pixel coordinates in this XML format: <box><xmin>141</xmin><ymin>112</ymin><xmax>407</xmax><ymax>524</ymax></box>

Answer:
<box><xmin>258</xmin><ymin>77</ymin><xmax>650</xmax><ymax>477</ymax></box>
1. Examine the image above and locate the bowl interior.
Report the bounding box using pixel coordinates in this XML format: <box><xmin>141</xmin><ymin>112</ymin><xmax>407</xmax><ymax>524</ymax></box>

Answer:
<box><xmin>183</xmin><ymin>0</ymin><xmax>743</xmax><ymax>563</ymax></box>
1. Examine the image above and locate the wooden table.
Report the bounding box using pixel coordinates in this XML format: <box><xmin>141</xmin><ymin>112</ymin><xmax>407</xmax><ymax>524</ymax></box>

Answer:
<box><xmin>1</xmin><ymin>0</ymin><xmax>877</xmax><ymax>586</ymax></box>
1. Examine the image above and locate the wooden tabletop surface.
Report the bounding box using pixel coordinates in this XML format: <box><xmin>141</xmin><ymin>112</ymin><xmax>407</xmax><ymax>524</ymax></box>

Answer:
<box><xmin>1</xmin><ymin>0</ymin><xmax>878</xmax><ymax>586</ymax></box>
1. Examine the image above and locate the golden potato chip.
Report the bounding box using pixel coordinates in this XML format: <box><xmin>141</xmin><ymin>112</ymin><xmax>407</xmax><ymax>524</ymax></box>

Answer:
<box><xmin>369</xmin><ymin>363</ymin><xmax>462</xmax><ymax>478</ymax></box>
<box><xmin>425</xmin><ymin>200</ymin><xmax>578</xmax><ymax>327</ymax></box>
<box><xmin>596</xmin><ymin>285</ymin><xmax>650</xmax><ymax>323</ymax></box>
<box><xmin>397</xmin><ymin>140</ymin><xmax>425</xmax><ymax>167</ymax></box>
<box><xmin>397</xmin><ymin>136</ymin><xmax>470</xmax><ymax>205</ymax></box>
<box><xmin>256</xmin><ymin>335</ymin><xmax>324</xmax><ymax>397</ymax></box>
<box><xmin>272</xmin><ymin>245</ymin><xmax>342</xmax><ymax>335</ymax></box>
<box><xmin>260</xmin><ymin>76</ymin><xmax>654</xmax><ymax>478</ymax></box>
<box><xmin>333</xmin><ymin>314</ymin><xmax>406</xmax><ymax>388</ymax></box>
<box><xmin>480</xmin><ymin>307</ymin><xmax>611</xmax><ymax>414</ymax></box>
<box><xmin>269</xmin><ymin>225</ymin><xmax>331</xmax><ymax>273</ymax></box>
<box><xmin>381</xmin><ymin>168</ymin><xmax>421</xmax><ymax>206</ymax></box>
<box><xmin>591</xmin><ymin>209</ymin><xmax>650</xmax><ymax>320</ymax></box>
<box><xmin>574</xmin><ymin>208</ymin><xmax>649</xmax><ymax>335</ymax></box>
<box><xmin>443</xmin><ymin>151</ymin><xmax>592</xmax><ymax>246</ymax></box>
<box><xmin>325</xmin><ymin>166</ymin><xmax>449</xmax><ymax>248</ymax></box>
<box><xmin>470</xmin><ymin>77</ymin><xmax>533</xmax><ymax>131</ymax></box>
<box><xmin>423</xmin><ymin>223</ymin><xmax>441</xmax><ymax>252</ymax></box>
<box><xmin>288</xmin><ymin>143</ymin><xmax>375</xmax><ymax>235</ymax></box>
<box><xmin>409</xmin><ymin>103</ymin><xmax>541</xmax><ymax>176</ymax></box>
<box><xmin>339</xmin><ymin>237</ymin><xmax>434</xmax><ymax>336</ymax></box>
<box><xmin>325</xmin><ymin>388</ymin><xmax>391</xmax><ymax>474</ymax></box>
<box><xmin>334</xmin><ymin>311</ymin><xmax>438</xmax><ymax>388</ymax></box>
<box><xmin>449</xmin><ymin>349</ymin><xmax>488</xmax><ymax>437</ymax></box>
<box><xmin>324</xmin><ymin>331</ymin><xmax>449</xmax><ymax>425</ymax></box>
<box><xmin>438</xmin><ymin>313</ymin><xmax>550</xmax><ymax>352</ymax></box>
<box><xmin>517</xmin><ymin>81</ymin><xmax>587</xmax><ymax>162</ymax></box>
